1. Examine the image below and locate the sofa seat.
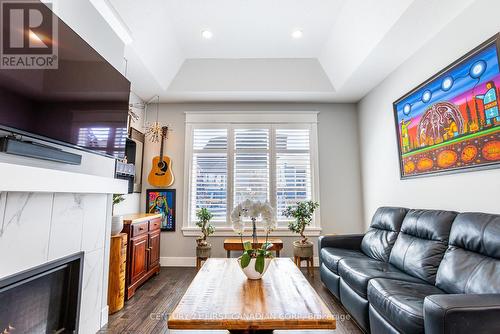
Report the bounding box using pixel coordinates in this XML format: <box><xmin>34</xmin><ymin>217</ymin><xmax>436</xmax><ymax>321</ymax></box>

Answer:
<box><xmin>368</xmin><ymin>278</ymin><xmax>445</xmax><ymax>334</ymax></box>
<box><xmin>338</xmin><ymin>257</ymin><xmax>423</xmax><ymax>298</ymax></box>
<box><xmin>320</xmin><ymin>247</ymin><xmax>366</xmax><ymax>274</ymax></box>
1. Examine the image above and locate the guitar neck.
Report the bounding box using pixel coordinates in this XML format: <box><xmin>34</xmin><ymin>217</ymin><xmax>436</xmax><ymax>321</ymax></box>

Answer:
<box><xmin>159</xmin><ymin>127</ymin><xmax>168</xmax><ymax>162</ymax></box>
<box><xmin>159</xmin><ymin>136</ymin><xmax>164</xmax><ymax>161</ymax></box>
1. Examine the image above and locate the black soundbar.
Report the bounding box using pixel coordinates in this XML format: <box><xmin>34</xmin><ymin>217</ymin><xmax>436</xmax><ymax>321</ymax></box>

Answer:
<box><xmin>0</xmin><ymin>137</ymin><xmax>82</xmax><ymax>165</ymax></box>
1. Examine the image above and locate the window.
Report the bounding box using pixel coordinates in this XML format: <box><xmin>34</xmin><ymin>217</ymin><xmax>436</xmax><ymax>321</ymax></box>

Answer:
<box><xmin>184</xmin><ymin>113</ymin><xmax>319</xmax><ymax>234</ymax></box>
<box><xmin>190</xmin><ymin>128</ymin><xmax>228</xmax><ymax>223</ymax></box>
<box><xmin>276</xmin><ymin>129</ymin><xmax>312</xmax><ymax>221</ymax></box>
<box><xmin>234</xmin><ymin>128</ymin><xmax>269</xmax><ymax>206</ymax></box>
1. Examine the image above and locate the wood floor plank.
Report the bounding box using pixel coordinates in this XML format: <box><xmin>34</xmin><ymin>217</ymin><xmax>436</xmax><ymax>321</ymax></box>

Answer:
<box><xmin>100</xmin><ymin>266</ymin><xmax>362</xmax><ymax>334</ymax></box>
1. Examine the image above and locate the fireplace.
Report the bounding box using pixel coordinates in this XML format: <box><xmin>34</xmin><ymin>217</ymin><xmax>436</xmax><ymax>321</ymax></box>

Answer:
<box><xmin>0</xmin><ymin>252</ymin><xmax>83</xmax><ymax>334</ymax></box>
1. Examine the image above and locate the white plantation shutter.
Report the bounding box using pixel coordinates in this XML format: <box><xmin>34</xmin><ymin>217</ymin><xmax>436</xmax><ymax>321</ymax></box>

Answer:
<box><xmin>186</xmin><ymin>115</ymin><xmax>318</xmax><ymax>230</ymax></box>
<box><xmin>276</xmin><ymin>128</ymin><xmax>312</xmax><ymax>221</ymax></box>
<box><xmin>234</xmin><ymin>129</ymin><xmax>270</xmax><ymax>205</ymax></box>
<box><xmin>190</xmin><ymin>128</ymin><xmax>228</xmax><ymax>223</ymax></box>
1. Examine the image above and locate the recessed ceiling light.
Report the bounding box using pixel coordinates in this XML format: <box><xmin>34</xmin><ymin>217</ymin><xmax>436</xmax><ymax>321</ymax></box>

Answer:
<box><xmin>291</xmin><ymin>29</ymin><xmax>303</xmax><ymax>39</ymax></box>
<box><xmin>201</xmin><ymin>30</ymin><xmax>213</xmax><ymax>39</ymax></box>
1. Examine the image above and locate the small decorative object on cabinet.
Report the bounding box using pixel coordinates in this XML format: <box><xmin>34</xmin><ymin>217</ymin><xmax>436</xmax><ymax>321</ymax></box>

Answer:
<box><xmin>284</xmin><ymin>200</ymin><xmax>319</xmax><ymax>276</ymax></box>
<box><xmin>230</xmin><ymin>200</ymin><xmax>277</xmax><ymax>280</ymax></box>
<box><xmin>122</xmin><ymin>213</ymin><xmax>162</xmax><ymax>300</ymax></box>
<box><xmin>108</xmin><ymin>233</ymin><xmax>127</xmax><ymax>314</ymax></box>
<box><xmin>195</xmin><ymin>208</ymin><xmax>214</xmax><ymax>269</ymax></box>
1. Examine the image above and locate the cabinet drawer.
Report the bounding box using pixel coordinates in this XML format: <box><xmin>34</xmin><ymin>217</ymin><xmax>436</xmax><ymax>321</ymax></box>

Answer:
<box><xmin>149</xmin><ymin>218</ymin><xmax>161</xmax><ymax>231</ymax></box>
<box><xmin>131</xmin><ymin>221</ymin><xmax>148</xmax><ymax>237</ymax></box>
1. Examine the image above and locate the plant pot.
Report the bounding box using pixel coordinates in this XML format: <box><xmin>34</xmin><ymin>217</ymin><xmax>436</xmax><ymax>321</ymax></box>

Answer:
<box><xmin>111</xmin><ymin>215</ymin><xmax>124</xmax><ymax>236</ymax></box>
<box><xmin>293</xmin><ymin>240</ymin><xmax>313</xmax><ymax>258</ymax></box>
<box><xmin>237</xmin><ymin>257</ymin><xmax>272</xmax><ymax>280</ymax></box>
<box><xmin>196</xmin><ymin>244</ymin><xmax>212</xmax><ymax>258</ymax></box>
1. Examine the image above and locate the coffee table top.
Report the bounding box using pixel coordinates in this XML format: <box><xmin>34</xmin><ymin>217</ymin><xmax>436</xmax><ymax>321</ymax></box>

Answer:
<box><xmin>168</xmin><ymin>258</ymin><xmax>336</xmax><ymax>331</ymax></box>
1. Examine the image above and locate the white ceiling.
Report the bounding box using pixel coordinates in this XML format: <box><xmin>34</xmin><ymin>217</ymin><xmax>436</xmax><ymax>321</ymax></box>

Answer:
<box><xmin>162</xmin><ymin>0</ymin><xmax>344</xmax><ymax>58</ymax></box>
<box><xmin>100</xmin><ymin>0</ymin><xmax>478</xmax><ymax>103</ymax></box>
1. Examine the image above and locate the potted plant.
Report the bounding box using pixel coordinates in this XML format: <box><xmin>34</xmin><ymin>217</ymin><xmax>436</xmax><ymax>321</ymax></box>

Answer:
<box><xmin>111</xmin><ymin>194</ymin><xmax>125</xmax><ymax>236</ymax></box>
<box><xmin>284</xmin><ymin>200</ymin><xmax>319</xmax><ymax>258</ymax></box>
<box><xmin>195</xmin><ymin>208</ymin><xmax>215</xmax><ymax>258</ymax></box>
<box><xmin>231</xmin><ymin>200</ymin><xmax>277</xmax><ymax>279</ymax></box>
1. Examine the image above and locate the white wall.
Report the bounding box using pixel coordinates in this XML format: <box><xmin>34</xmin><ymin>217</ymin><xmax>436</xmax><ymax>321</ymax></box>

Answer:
<box><xmin>47</xmin><ymin>0</ymin><xmax>126</xmax><ymax>72</ymax></box>
<box><xmin>140</xmin><ymin>103</ymin><xmax>364</xmax><ymax>262</ymax></box>
<box><xmin>358</xmin><ymin>0</ymin><xmax>500</xmax><ymax>229</ymax></box>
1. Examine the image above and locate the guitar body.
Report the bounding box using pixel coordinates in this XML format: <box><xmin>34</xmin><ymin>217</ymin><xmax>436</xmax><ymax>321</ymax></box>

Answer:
<box><xmin>147</xmin><ymin>126</ymin><xmax>174</xmax><ymax>187</ymax></box>
<box><xmin>148</xmin><ymin>155</ymin><xmax>174</xmax><ymax>187</ymax></box>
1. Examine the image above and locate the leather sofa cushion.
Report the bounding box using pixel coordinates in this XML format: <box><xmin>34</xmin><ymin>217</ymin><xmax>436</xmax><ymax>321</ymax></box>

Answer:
<box><xmin>320</xmin><ymin>247</ymin><xmax>366</xmax><ymax>274</ymax></box>
<box><xmin>389</xmin><ymin>209</ymin><xmax>456</xmax><ymax>284</ymax></box>
<box><xmin>436</xmin><ymin>212</ymin><xmax>500</xmax><ymax>294</ymax></box>
<box><xmin>361</xmin><ymin>207</ymin><xmax>408</xmax><ymax>262</ymax></box>
<box><xmin>368</xmin><ymin>278</ymin><xmax>445</xmax><ymax>334</ymax></box>
<box><xmin>338</xmin><ymin>257</ymin><xmax>423</xmax><ymax>299</ymax></box>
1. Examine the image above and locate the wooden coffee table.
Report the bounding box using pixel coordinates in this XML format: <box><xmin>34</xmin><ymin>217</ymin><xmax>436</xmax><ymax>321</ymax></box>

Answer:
<box><xmin>168</xmin><ymin>258</ymin><xmax>335</xmax><ymax>333</ymax></box>
<box><xmin>224</xmin><ymin>238</ymin><xmax>284</xmax><ymax>257</ymax></box>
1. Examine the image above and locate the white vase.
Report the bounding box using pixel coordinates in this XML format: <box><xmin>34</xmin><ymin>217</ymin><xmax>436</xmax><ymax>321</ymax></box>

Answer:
<box><xmin>238</xmin><ymin>257</ymin><xmax>272</xmax><ymax>280</ymax></box>
<box><xmin>111</xmin><ymin>215</ymin><xmax>124</xmax><ymax>236</ymax></box>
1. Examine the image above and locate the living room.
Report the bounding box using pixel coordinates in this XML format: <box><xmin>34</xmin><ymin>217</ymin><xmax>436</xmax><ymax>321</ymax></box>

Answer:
<box><xmin>0</xmin><ymin>0</ymin><xmax>499</xmax><ymax>333</ymax></box>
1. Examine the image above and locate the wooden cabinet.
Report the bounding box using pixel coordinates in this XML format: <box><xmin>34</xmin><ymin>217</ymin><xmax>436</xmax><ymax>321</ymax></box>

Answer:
<box><xmin>122</xmin><ymin>213</ymin><xmax>162</xmax><ymax>300</ymax></box>
<box><xmin>129</xmin><ymin>234</ymin><xmax>148</xmax><ymax>283</ymax></box>
<box><xmin>148</xmin><ymin>230</ymin><xmax>161</xmax><ymax>269</ymax></box>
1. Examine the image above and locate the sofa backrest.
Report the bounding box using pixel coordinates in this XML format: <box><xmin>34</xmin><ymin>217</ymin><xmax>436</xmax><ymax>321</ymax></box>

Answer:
<box><xmin>436</xmin><ymin>212</ymin><xmax>500</xmax><ymax>294</ymax></box>
<box><xmin>361</xmin><ymin>207</ymin><xmax>408</xmax><ymax>262</ymax></box>
<box><xmin>389</xmin><ymin>209</ymin><xmax>456</xmax><ymax>284</ymax></box>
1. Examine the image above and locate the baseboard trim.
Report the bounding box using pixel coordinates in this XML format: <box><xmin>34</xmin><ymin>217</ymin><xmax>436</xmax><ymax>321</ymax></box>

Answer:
<box><xmin>160</xmin><ymin>256</ymin><xmax>319</xmax><ymax>267</ymax></box>
<box><xmin>160</xmin><ymin>257</ymin><xmax>196</xmax><ymax>267</ymax></box>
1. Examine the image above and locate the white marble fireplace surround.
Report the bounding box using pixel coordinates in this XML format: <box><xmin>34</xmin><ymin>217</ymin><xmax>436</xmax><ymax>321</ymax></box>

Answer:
<box><xmin>0</xmin><ymin>157</ymin><xmax>127</xmax><ymax>334</ymax></box>
<box><xmin>0</xmin><ymin>192</ymin><xmax>110</xmax><ymax>334</ymax></box>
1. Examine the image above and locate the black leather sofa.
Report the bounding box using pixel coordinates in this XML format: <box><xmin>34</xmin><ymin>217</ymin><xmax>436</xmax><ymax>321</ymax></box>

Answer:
<box><xmin>319</xmin><ymin>207</ymin><xmax>500</xmax><ymax>333</ymax></box>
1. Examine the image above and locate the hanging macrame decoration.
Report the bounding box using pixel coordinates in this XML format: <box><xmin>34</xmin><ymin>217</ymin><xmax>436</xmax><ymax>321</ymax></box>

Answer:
<box><xmin>144</xmin><ymin>95</ymin><xmax>162</xmax><ymax>143</ymax></box>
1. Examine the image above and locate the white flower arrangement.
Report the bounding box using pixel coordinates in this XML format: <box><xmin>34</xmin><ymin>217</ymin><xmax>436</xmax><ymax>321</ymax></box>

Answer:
<box><xmin>231</xmin><ymin>199</ymin><xmax>277</xmax><ymax>276</ymax></box>
<box><xmin>230</xmin><ymin>199</ymin><xmax>277</xmax><ymax>234</ymax></box>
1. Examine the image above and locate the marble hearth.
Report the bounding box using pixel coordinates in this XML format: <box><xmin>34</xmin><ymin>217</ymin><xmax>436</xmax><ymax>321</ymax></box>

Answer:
<box><xmin>0</xmin><ymin>192</ymin><xmax>113</xmax><ymax>334</ymax></box>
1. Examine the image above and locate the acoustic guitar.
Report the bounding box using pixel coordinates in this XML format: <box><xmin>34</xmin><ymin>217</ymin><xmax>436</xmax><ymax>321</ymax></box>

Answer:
<box><xmin>148</xmin><ymin>126</ymin><xmax>174</xmax><ymax>187</ymax></box>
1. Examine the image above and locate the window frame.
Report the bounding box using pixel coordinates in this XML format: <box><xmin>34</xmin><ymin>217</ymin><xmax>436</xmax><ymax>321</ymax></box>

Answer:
<box><xmin>182</xmin><ymin>112</ymin><xmax>321</xmax><ymax>237</ymax></box>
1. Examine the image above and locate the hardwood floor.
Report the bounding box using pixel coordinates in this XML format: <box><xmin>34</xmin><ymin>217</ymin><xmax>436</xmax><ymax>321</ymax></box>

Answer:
<box><xmin>100</xmin><ymin>266</ymin><xmax>363</xmax><ymax>334</ymax></box>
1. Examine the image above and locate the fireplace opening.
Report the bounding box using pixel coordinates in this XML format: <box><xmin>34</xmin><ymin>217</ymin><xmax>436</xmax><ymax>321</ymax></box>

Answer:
<box><xmin>0</xmin><ymin>252</ymin><xmax>83</xmax><ymax>334</ymax></box>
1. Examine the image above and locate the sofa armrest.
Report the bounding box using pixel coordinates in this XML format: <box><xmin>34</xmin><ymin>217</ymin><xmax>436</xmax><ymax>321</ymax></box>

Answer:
<box><xmin>318</xmin><ymin>234</ymin><xmax>364</xmax><ymax>251</ymax></box>
<box><xmin>424</xmin><ymin>294</ymin><xmax>500</xmax><ymax>334</ymax></box>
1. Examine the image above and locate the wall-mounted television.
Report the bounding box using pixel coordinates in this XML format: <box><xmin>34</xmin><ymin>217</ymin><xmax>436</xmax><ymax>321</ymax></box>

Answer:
<box><xmin>0</xmin><ymin>0</ymin><xmax>130</xmax><ymax>159</ymax></box>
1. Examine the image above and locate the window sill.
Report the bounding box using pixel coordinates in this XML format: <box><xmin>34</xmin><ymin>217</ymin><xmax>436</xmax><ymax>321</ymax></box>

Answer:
<box><xmin>181</xmin><ymin>226</ymin><xmax>322</xmax><ymax>237</ymax></box>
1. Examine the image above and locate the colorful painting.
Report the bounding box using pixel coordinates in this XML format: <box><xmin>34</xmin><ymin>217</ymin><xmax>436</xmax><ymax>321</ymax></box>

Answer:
<box><xmin>393</xmin><ymin>34</ymin><xmax>500</xmax><ymax>178</ymax></box>
<box><xmin>146</xmin><ymin>189</ymin><xmax>176</xmax><ymax>231</ymax></box>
